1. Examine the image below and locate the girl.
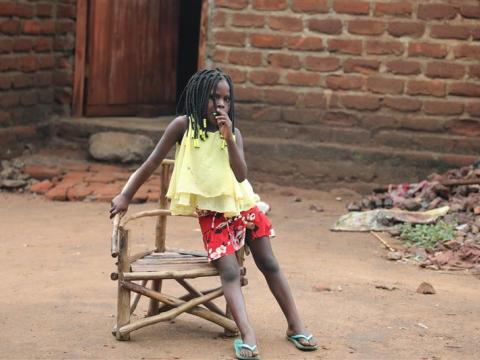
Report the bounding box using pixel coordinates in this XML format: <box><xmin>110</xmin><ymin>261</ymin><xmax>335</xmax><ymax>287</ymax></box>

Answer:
<box><xmin>110</xmin><ymin>68</ymin><xmax>317</xmax><ymax>359</ymax></box>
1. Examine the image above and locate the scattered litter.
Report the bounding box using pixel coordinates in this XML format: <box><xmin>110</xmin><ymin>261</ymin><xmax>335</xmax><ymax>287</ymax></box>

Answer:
<box><xmin>312</xmin><ymin>283</ymin><xmax>332</xmax><ymax>292</ymax></box>
<box><xmin>417</xmin><ymin>323</ymin><xmax>429</xmax><ymax>330</ymax></box>
<box><xmin>387</xmin><ymin>251</ymin><xmax>403</xmax><ymax>261</ymax></box>
<box><xmin>335</xmin><ymin>197</ymin><xmax>342</xmax><ymax>201</ymax></box>
<box><xmin>375</xmin><ymin>284</ymin><xmax>399</xmax><ymax>291</ymax></box>
<box><xmin>416</xmin><ymin>282</ymin><xmax>436</xmax><ymax>295</ymax></box>
<box><xmin>309</xmin><ymin>204</ymin><xmax>324</xmax><ymax>212</ymax></box>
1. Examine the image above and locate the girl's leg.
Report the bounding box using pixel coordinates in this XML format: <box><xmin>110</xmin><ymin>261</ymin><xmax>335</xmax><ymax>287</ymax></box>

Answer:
<box><xmin>246</xmin><ymin>235</ymin><xmax>317</xmax><ymax>347</ymax></box>
<box><xmin>212</xmin><ymin>253</ymin><xmax>258</xmax><ymax>357</ymax></box>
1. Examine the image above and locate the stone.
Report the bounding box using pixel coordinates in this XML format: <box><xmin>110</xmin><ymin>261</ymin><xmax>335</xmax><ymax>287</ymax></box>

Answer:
<box><xmin>88</xmin><ymin>132</ymin><xmax>154</xmax><ymax>163</ymax></box>
<box><xmin>416</xmin><ymin>282</ymin><xmax>436</xmax><ymax>294</ymax></box>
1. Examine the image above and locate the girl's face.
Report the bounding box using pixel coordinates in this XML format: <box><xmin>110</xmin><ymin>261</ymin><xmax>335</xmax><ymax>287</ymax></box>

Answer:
<box><xmin>207</xmin><ymin>79</ymin><xmax>231</xmax><ymax>128</ymax></box>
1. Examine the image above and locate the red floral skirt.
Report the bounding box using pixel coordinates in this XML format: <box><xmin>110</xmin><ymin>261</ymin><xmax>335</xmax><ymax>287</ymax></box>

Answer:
<box><xmin>198</xmin><ymin>206</ymin><xmax>274</xmax><ymax>261</ymax></box>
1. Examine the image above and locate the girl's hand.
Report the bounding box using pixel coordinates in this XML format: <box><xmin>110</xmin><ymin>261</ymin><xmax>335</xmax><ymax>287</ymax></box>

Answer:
<box><xmin>110</xmin><ymin>193</ymin><xmax>129</xmax><ymax>219</ymax></box>
<box><xmin>215</xmin><ymin>110</ymin><xmax>233</xmax><ymax>140</ymax></box>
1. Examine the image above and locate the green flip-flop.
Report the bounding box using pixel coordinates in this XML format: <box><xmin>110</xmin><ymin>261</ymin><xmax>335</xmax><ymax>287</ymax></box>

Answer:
<box><xmin>287</xmin><ymin>334</ymin><xmax>319</xmax><ymax>351</ymax></box>
<box><xmin>233</xmin><ymin>339</ymin><xmax>260</xmax><ymax>360</ymax></box>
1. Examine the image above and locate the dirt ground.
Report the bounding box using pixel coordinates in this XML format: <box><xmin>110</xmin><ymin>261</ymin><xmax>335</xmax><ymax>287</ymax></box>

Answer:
<box><xmin>1</xmin><ymin>184</ymin><xmax>479</xmax><ymax>360</ymax></box>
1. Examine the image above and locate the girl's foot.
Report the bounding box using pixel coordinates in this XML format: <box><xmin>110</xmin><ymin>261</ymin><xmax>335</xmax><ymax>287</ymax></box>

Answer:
<box><xmin>286</xmin><ymin>327</ymin><xmax>318</xmax><ymax>348</ymax></box>
<box><xmin>238</xmin><ymin>333</ymin><xmax>258</xmax><ymax>358</ymax></box>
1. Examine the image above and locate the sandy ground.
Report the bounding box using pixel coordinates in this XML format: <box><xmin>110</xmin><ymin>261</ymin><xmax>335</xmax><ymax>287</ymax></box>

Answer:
<box><xmin>1</xmin><ymin>184</ymin><xmax>479</xmax><ymax>360</ymax></box>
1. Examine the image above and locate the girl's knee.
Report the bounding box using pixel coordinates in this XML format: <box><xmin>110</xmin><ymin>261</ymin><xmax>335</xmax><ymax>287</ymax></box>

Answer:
<box><xmin>219</xmin><ymin>263</ymin><xmax>241</xmax><ymax>283</ymax></box>
<box><xmin>256</xmin><ymin>255</ymin><xmax>279</xmax><ymax>274</ymax></box>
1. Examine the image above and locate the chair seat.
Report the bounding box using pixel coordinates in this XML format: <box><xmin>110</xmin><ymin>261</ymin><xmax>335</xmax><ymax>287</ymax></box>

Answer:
<box><xmin>125</xmin><ymin>250</ymin><xmax>219</xmax><ymax>280</ymax></box>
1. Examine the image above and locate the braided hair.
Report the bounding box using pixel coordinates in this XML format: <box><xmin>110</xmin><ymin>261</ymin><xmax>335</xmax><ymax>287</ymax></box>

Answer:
<box><xmin>176</xmin><ymin>68</ymin><xmax>235</xmax><ymax>144</ymax></box>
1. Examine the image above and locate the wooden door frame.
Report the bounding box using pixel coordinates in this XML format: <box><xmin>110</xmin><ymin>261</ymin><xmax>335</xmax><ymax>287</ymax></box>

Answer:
<box><xmin>72</xmin><ymin>0</ymin><xmax>208</xmax><ymax>117</ymax></box>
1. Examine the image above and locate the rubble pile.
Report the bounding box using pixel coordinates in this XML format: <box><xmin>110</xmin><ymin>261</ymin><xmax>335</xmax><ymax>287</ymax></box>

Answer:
<box><xmin>348</xmin><ymin>161</ymin><xmax>480</xmax><ymax>271</ymax></box>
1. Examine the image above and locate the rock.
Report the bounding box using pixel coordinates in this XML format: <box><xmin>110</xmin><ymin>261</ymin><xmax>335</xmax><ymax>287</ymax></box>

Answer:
<box><xmin>313</xmin><ymin>283</ymin><xmax>332</xmax><ymax>292</ymax></box>
<box><xmin>399</xmin><ymin>199</ymin><xmax>421</xmax><ymax>211</ymax></box>
<box><xmin>347</xmin><ymin>202</ymin><xmax>361</xmax><ymax>211</ymax></box>
<box><xmin>1</xmin><ymin>179</ymin><xmax>26</xmax><ymax>188</ymax></box>
<box><xmin>387</xmin><ymin>251</ymin><xmax>402</xmax><ymax>260</ymax></box>
<box><xmin>309</xmin><ymin>204</ymin><xmax>323</xmax><ymax>212</ymax></box>
<box><xmin>416</xmin><ymin>282</ymin><xmax>436</xmax><ymax>295</ymax></box>
<box><xmin>89</xmin><ymin>132</ymin><xmax>154</xmax><ymax>163</ymax></box>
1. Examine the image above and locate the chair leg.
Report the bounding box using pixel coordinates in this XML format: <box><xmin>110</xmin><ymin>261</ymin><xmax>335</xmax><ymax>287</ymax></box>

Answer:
<box><xmin>116</xmin><ymin>280</ymin><xmax>131</xmax><ymax>341</ymax></box>
<box><xmin>147</xmin><ymin>279</ymin><xmax>162</xmax><ymax>316</ymax></box>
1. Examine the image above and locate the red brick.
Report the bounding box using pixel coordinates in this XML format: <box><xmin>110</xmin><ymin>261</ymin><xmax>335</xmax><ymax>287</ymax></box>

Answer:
<box><xmin>20</xmin><ymin>90</ymin><xmax>37</xmax><ymax>106</ymax></box>
<box><xmin>38</xmin><ymin>55</ymin><xmax>55</xmax><ymax>70</ymax></box>
<box><xmin>53</xmin><ymin>36</ymin><xmax>74</xmax><ymax>51</ymax></box>
<box><xmin>0</xmin><ymin>3</ymin><xmax>16</xmax><ymax>16</ymax></box>
<box><xmin>361</xmin><ymin>114</ymin><xmax>398</xmax><ymax>129</ymax></box>
<box><xmin>431</xmin><ymin>25</ymin><xmax>471</xmax><ymax>40</ymax></box>
<box><xmin>0</xmin><ymin>75</ymin><xmax>11</xmax><ymax>90</ymax></box>
<box><xmin>449</xmin><ymin>83</ymin><xmax>480</xmax><ymax>98</ymax></box>
<box><xmin>445</xmin><ymin>119</ymin><xmax>480</xmax><ymax>137</ymax></box>
<box><xmin>287</xmin><ymin>36</ymin><xmax>323</xmax><ymax>51</ymax></box>
<box><xmin>348</xmin><ymin>20</ymin><xmax>385</xmax><ymax>36</ymax></box>
<box><xmin>0</xmin><ymin>93</ymin><xmax>20</xmax><ymax>108</ymax></box>
<box><xmin>374</xmin><ymin>2</ymin><xmax>412</xmax><ymax>17</ymax></box>
<box><xmin>13</xmin><ymin>38</ymin><xmax>32</xmax><ymax>52</ymax></box>
<box><xmin>215</xmin><ymin>0</ymin><xmax>248</xmax><ymax>9</ymax></box>
<box><xmin>33</xmin><ymin>37</ymin><xmax>53</xmax><ymax>52</ymax></box>
<box><xmin>29</xmin><ymin>180</ymin><xmax>53</xmax><ymax>194</ymax></box>
<box><xmin>0</xmin><ymin>38</ymin><xmax>12</xmax><ymax>53</ymax></box>
<box><xmin>214</xmin><ymin>11</ymin><xmax>226</xmax><ymax>27</ymax></box>
<box><xmin>267</xmin><ymin>53</ymin><xmax>301</xmax><ymax>69</ymax></box>
<box><xmin>86</xmin><ymin>172</ymin><xmax>117</xmax><ymax>183</ymax></box>
<box><xmin>454</xmin><ymin>45</ymin><xmax>480</xmax><ymax>60</ymax></box>
<box><xmin>426</xmin><ymin>62</ymin><xmax>465</xmax><ymax>79</ymax></box>
<box><xmin>221</xmin><ymin>66</ymin><xmax>246</xmax><ymax>84</ymax></box>
<box><xmin>89</xmin><ymin>183</ymin><xmax>123</xmax><ymax>202</ymax></box>
<box><xmin>308</xmin><ymin>19</ymin><xmax>342</xmax><ymax>35</ymax></box>
<box><xmin>467</xmin><ymin>102</ymin><xmax>480</xmax><ymax>117</ymax></box>
<box><xmin>424</xmin><ymin>101</ymin><xmax>464</xmax><ymax>115</ymax></box>
<box><xmin>45</xmin><ymin>186</ymin><xmax>68</xmax><ymax>201</ymax></box>
<box><xmin>418</xmin><ymin>4</ymin><xmax>457</xmax><ymax>20</ymax></box>
<box><xmin>341</xmin><ymin>95</ymin><xmax>381</xmax><ymax>111</ymax></box>
<box><xmin>12</xmin><ymin>74</ymin><xmax>31</xmax><ymax>89</ymax></box>
<box><xmin>383</xmin><ymin>97</ymin><xmax>422</xmax><ymax>112</ymax></box>
<box><xmin>248</xmin><ymin>70</ymin><xmax>280</xmax><ymax>86</ymax></box>
<box><xmin>20</xmin><ymin>56</ymin><xmax>38</xmax><ymax>73</ymax></box>
<box><xmin>264</xmin><ymin>89</ymin><xmax>298</xmax><ymax>105</ymax></box>
<box><xmin>235</xmin><ymin>86</ymin><xmax>263</xmax><ymax>102</ymax></box>
<box><xmin>367</xmin><ymin>77</ymin><xmax>404</xmax><ymax>95</ymax></box>
<box><xmin>291</xmin><ymin>0</ymin><xmax>328</xmax><ymax>13</ymax></box>
<box><xmin>212</xmin><ymin>48</ymin><xmax>227</xmax><ymax>62</ymax></box>
<box><xmin>24</xmin><ymin>164</ymin><xmax>62</xmax><ymax>180</ymax></box>
<box><xmin>398</xmin><ymin>117</ymin><xmax>446</xmax><ymax>132</ymax></box>
<box><xmin>214</xmin><ymin>30</ymin><xmax>246</xmax><ymax>47</ymax></box>
<box><xmin>53</xmin><ymin>70</ymin><xmax>72</xmax><ymax>86</ymax></box>
<box><xmin>57</xmin><ymin>4</ymin><xmax>75</xmax><ymax>18</ymax></box>
<box><xmin>386</xmin><ymin>60</ymin><xmax>421</xmax><ymax>75</ymax></box>
<box><xmin>343</xmin><ymin>59</ymin><xmax>380</xmax><ymax>75</ymax></box>
<box><xmin>460</xmin><ymin>5</ymin><xmax>480</xmax><ymax>19</ymax></box>
<box><xmin>304</xmin><ymin>56</ymin><xmax>340</xmax><ymax>72</ymax></box>
<box><xmin>36</xmin><ymin>3</ymin><xmax>53</xmax><ymax>17</ymax></box>
<box><xmin>408</xmin><ymin>42</ymin><xmax>447</xmax><ymax>59</ymax></box>
<box><xmin>62</xmin><ymin>171</ymin><xmax>89</xmax><ymax>181</ymax></box>
<box><xmin>64</xmin><ymin>163</ymin><xmax>90</xmax><ymax>172</ymax></box>
<box><xmin>1</xmin><ymin>20</ymin><xmax>20</xmax><ymax>35</ymax></box>
<box><xmin>251</xmin><ymin>34</ymin><xmax>284</xmax><ymax>49</ymax></box>
<box><xmin>22</xmin><ymin>20</ymin><xmax>41</xmax><ymax>34</ymax></box>
<box><xmin>366</xmin><ymin>40</ymin><xmax>404</xmax><ymax>55</ymax></box>
<box><xmin>268</xmin><ymin>16</ymin><xmax>303</xmax><ymax>32</ymax></box>
<box><xmin>326</xmin><ymin>75</ymin><xmax>364</xmax><ymax>90</ymax></box>
<box><xmin>67</xmin><ymin>184</ymin><xmax>93</xmax><ymax>201</ymax></box>
<box><xmin>286</xmin><ymin>71</ymin><xmax>320</xmax><ymax>87</ymax></box>
<box><xmin>15</xmin><ymin>3</ymin><xmax>34</xmax><ymax>18</ymax></box>
<box><xmin>303</xmin><ymin>92</ymin><xmax>327</xmax><ymax>108</ymax></box>
<box><xmin>473</xmin><ymin>27</ymin><xmax>480</xmax><ymax>41</ymax></box>
<box><xmin>232</xmin><ymin>13</ymin><xmax>265</xmax><ymax>28</ymax></box>
<box><xmin>228</xmin><ymin>50</ymin><xmax>262</xmax><ymax>66</ymax></box>
<box><xmin>253</xmin><ymin>0</ymin><xmax>288</xmax><ymax>11</ymax></box>
<box><xmin>327</xmin><ymin>39</ymin><xmax>362</xmax><ymax>55</ymax></box>
<box><xmin>0</xmin><ymin>57</ymin><xmax>18</xmax><ymax>71</ymax></box>
<box><xmin>469</xmin><ymin>65</ymin><xmax>480</xmax><ymax>79</ymax></box>
<box><xmin>333</xmin><ymin>0</ymin><xmax>370</xmax><ymax>15</ymax></box>
<box><xmin>387</xmin><ymin>21</ymin><xmax>424</xmax><ymax>38</ymax></box>
<box><xmin>56</xmin><ymin>20</ymin><xmax>75</xmax><ymax>34</ymax></box>
<box><xmin>406</xmin><ymin>80</ymin><xmax>445</xmax><ymax>98</ymax></box>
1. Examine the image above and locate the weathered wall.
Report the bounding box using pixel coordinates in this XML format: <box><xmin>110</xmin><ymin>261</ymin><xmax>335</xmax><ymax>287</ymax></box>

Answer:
<box><xmin>208</xmin><ymin>0</ymin><xmax>480</xmax><ymax>188</ymax></box>
<box><xmin>0</xmin><ymin>0</ymin><xmax>75</xmax><ymax>157</ymax></box>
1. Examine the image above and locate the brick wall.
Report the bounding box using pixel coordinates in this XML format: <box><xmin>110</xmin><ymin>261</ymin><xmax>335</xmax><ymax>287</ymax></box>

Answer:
<box><xmin>0</xmin><ymin>0</ymin><xmax>75</xmax><ymax>157</ymax></box>
<box><xmin>209</xmin><ymin>0</ymin><xmax>480</xmax><ymax>188</ymax></box>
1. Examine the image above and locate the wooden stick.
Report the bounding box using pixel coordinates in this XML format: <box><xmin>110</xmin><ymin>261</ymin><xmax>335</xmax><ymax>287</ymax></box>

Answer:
<box><xmin>128</xmin><ymin>250</ymin><xmax>153</xmax><ymax>264</ymax></box>
<box><xmin>130</xmin><ymin>280</ymin><xmax>147</xmax><ymax>315</ymax></box>
<box><xmin>118</xmin><ymin>281</ymin><xmax>236</xmax><ymax>335</ymax></box>
<box><xmin>116</xmin><ymin>228</ymin><xmax>130</xmax><ymax>340</ymax></box>
<box><xmin>441</xmin><ymin>179</ymin><xmax>480</xmax><ymax>187</ymax></box>
<box><xmin>111</xmin><ymin>214</ymin><xmax>121</xmax><ymax>258</ymax></box>
<box><xmin>370</xmin><ymin>231</ymin><xmax>396</xmax><ymax>252</ymax></box>
<box><xmin>176</xmin><ymin>279</ymin><xmax>225</xmax><ymax>316</ymax></box>
<box><xmin>123</xmin><ymin>267</ymin><xmax>218</xmax><ymax>280</ymax></box>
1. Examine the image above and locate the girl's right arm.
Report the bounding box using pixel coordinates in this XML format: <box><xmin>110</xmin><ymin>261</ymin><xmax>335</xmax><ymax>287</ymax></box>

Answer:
<box><xmin>109</xmin><ymin>116</ymin><xmax>187</xmax><ymax>218</ymax></box>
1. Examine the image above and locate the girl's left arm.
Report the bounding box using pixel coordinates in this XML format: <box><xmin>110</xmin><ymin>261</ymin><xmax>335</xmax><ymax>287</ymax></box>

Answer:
<box><xmin>226</xmin><ymin>128</ymin><xmax>247</xmax><ymax>182</ymax></box>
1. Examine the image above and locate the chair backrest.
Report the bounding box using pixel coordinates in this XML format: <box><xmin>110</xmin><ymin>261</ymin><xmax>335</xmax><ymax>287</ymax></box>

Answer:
<box><xmin>155</xmin><ymin>159</ymin><xmax>174</xmax><ymax>252</ymax></box>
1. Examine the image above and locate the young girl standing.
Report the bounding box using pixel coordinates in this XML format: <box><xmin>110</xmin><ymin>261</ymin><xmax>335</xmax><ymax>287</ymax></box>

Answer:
<box><xmin>110</xmin><ymin>69</ymin><xmax>317</xmax><ymax>359</ymax></box>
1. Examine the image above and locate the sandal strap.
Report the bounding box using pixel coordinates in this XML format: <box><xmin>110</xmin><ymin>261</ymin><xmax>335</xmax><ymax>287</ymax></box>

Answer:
<box><xmin>291</xmin><ymin>334</ymin><xmax>313</xmax><ymax>341</ymax></box>
<box><xmin>240</xmin><ymin>343</ymin><xmax>257</xmax><ymax>352</ymax></box>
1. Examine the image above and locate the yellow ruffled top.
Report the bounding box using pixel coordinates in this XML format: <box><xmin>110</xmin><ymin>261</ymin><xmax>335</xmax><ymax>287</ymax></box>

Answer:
<box><xmin>166</xmin><ymin>120</ymin><xmax>259</xmax><ymax>217</ymax></box>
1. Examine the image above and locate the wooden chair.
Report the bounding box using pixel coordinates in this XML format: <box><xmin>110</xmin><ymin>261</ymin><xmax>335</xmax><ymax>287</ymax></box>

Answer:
<box><xmin>110</xmin><ymin>159</ymin><xmax>247</xmax><ymax>341</ymax></box>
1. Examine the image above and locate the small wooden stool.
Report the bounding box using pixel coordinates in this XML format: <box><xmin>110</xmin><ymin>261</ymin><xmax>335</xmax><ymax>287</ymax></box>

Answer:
<box><xmin>110</xmin><ymin>159</ymin><xmax>246</xmax><ymax>340</ymax></box>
